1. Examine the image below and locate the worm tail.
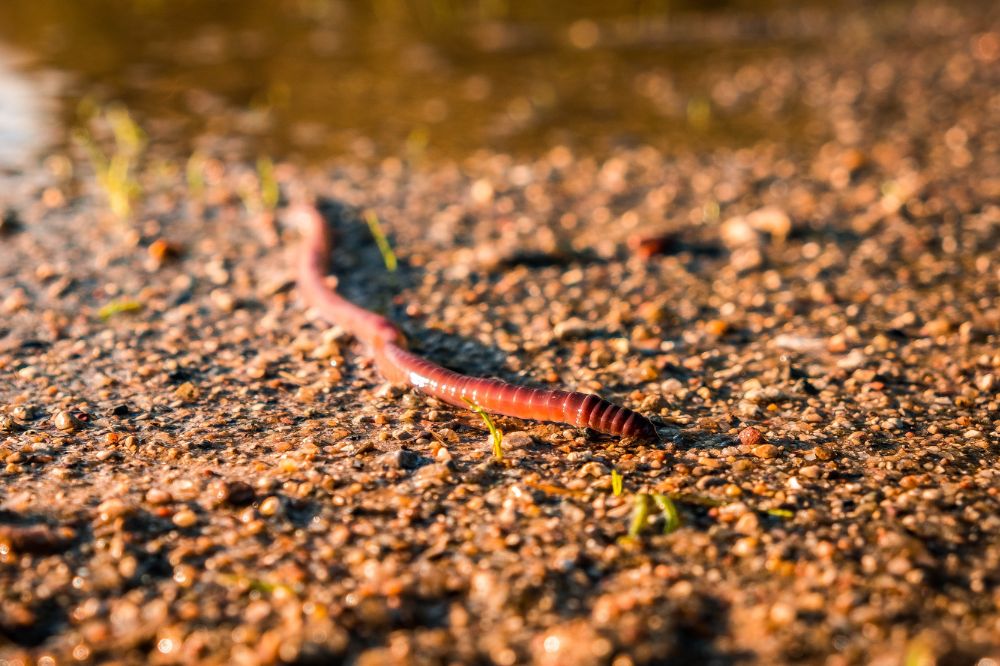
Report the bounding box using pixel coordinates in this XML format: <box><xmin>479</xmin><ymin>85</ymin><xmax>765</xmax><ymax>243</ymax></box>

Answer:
<box><xmin>380</xmin><ymin>345</ymin><xmax>658</xmax><ymax>439</ymax></box>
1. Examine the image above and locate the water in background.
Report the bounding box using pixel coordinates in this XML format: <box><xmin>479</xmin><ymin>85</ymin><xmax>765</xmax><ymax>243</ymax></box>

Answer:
<box><xmin>0</xmin><ymin>0</ymin><xmax>984</xmax><ymax>164</ymax></box>
<box><xmin>0</xmin><ymin>47</ymin><xmax>53</xmax><ymax>168</ymax></box>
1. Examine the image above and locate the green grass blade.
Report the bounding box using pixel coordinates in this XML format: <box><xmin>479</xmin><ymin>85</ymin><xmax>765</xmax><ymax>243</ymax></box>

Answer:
<box><xmin>364</xmin><ymin>211</ymin><xmax>398</xmax><ymax>272</ymax></box>
<box><xmin>766</xmin><ymin>508</ymin><xmax>795</xmax><ymax>519</ymax></box>
<box><xmin>106</xmin><ymin>104</ymin><xmax>146</xmax><ymax>157</ymax></box>
<box><xmin>257</xmin><ymin>155</ymin><xmax>279</xmax><ymax>211</ymax></box>
<box><xmin>186</xmin><ymin>152</ymin><xmax>206</xmax><ymax>198</ymax></box>
<box><xmin>628</xmin><ymin>493</ymin><xmax>651</xmax><ymax>538</ymax></box>
<box><xmin>652</xmin><ymin>493</ymin><xmax>682</xmax><ymax>534</ymax></box>
<box><xmin>461</xmin><ymin>398</ymin><xmax>503</xmax><ymax>461</ymax></box>
<box><xmin>611</xmin><ymin>469</ymin><xmax>623</xmax><ymax>496</ymax></box>
<box><xmin>99</xmin><ymin>299</ymin><xmax>143</xmax><ymax>320</ymax></box>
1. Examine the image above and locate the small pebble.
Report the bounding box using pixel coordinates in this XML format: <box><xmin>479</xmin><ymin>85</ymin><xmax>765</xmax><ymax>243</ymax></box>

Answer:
<box><xmin>975</xmin><ymin>373</ymin><xmax>994</xmax><ymax>392</ymax></box>
<box><xmin>753</xmin><ymin>444</ymin><xmax>780</xmax><ymax>459</ymax></box>
<box><xmin>172</xmin><ymin>509</ymin><xmax>198</xmax><ymax>528</ymax></box>
<box><xmin>738</xmin><ymin>426</ymin><xmax>765</xmax><ymax>447</ymax></box>
<box><xmin>54</xmin><ymin>410</ymin><xmax>77</xmax><ymax>432</ymax></box>
<box><xmin>212</xmin><ymin>480</ymin><xmax>256</xmax><ymax>507</ymax></box>
<box><xmin>553</xmin><ymin>318</ymin><xmax>590</xmax><ymax>340</ymax></box>
<box><xmin>145</xmin><ymin>488</ymin><xmax>173</xmax><ymax>505</ymax></box>
<box><xmin>259</xmin><ymin>496</ymin><xmax>281</xmax><ymax>516</ymax></box>
<box><xmin>799</xmin><ymin>465</ymin><xmax>821</xmax><ymax>479</ymax></box>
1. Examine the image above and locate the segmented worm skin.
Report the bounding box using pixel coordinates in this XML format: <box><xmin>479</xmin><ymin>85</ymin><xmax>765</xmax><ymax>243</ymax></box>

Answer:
<box><xmin>293</xmin><ymin>204</ymin><xmax>659</xmax><ymax>441</ymax></box>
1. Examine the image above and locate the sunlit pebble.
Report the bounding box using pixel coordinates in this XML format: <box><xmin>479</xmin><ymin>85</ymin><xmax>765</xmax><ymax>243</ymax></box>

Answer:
<box><xmin>295</xmin><ymin>386</ymin><xmax>317</xmax><ymax>403</ymax></box>
<box><xmin>1</xmin><ymin>288</ymin><xmax>29</xmax><ymax>314</ymax></box>
<box><xmin>705</xmin><ymin>319</ymin><xmax>729</xmax><ymax>337</ymax></box>
<box><xmin>97</xmin><ymin>498</ymin><xmax>131</xmax><ymax>523</ymax></box>
<box><xmin>173</xmin><ymin>564</ymin><xmax>196</xmax><ymax>587</ymax></box>
<box><xmin>799</xmin><ymin>465</ymin><xmax>821</xmax><ymax>479</ymax></box>
<box><xmin>746</xmin><ymin>206</ymin><xmax>791</xmax><ymax>242</ymax></box>
<box><xmin>53</xmin><ymin>410</ymin><xmax>76</xmax><ymax>432</ymax></box>
<box><xmin>147</xmin><ymin>238</ymin><xmax>180</xmax><ymax>265</ymax></box>
<box><xmin>3</xmin><ymin>402</ymin><xmax>30</xmax><ymax>421</ymax></box>
<box><xmin>174</xmin><ymin>382</ymin><xmax>200</xmax><ymax>401</ymax></box>
<box><xmin>310</xmin><ymin>341</ymin><xmax>341</xmax><ymax>360</ymax></box>
<box><xmin>753</xmin><ymin>444</ymin><xmax>779</xmax><ymax>459</ymax></box>
<box><xmin>492</xmin><ymin>648</ymin><xmax>518</xmax><ymax>666</ymax></box>
<box><xmin>724</xmin><ymin>484</ymin><xmax>743</xmax><ymax>498</ymax></box>
<box><xmin>41</xmin><ymin>187</ymin><xmax>65</xmax><ymax>208</ymax></box>
<box><xmin>720</xmin><ymin>215</ymin><xmax>760</xmax><ymax>248</ymax></box>
<box><xmin>211</xmin><ymin>288</ymin><xmax>236</xmax><ymax>312</ymax></box>
<box><xmin>922</xmin><ymin>318</ymin><xmax>951</xmax><ymax>337</ymax></box>
<box><xmin>145</xmin><ymin>488</ymin><xmax>172</xmax><ymax>505</ymax></box>
<box><xmin>213</xmin><ymin>480</ymin><xmax>255</xmax><ymax>507</ymax></box>
<box><xmin>717</xmin><ymin>502</ymin><xmax>749</xmax><ymax>522</ymax></box>
<box><xmin>172</xmin><ymin>509</ymin><xmax>198</xmax><ymax>528</ymax></box>
<box><xmin>732</xmin><ymin>536</ymin><xmax>759</xmax><ymax>557</ymax></box>
<box><xmin>470</xmin><ymin>179</ymin><xmax>494</xmax><ymax>205</ymax></box>
<box><xmin>738</xmin><ymin>426</ymin><xmax>765</xmax><ymax>447</ymax></box>
<box><xmin>769</xmin><ymin>602</ymin><xmax>796</xmax><ymax>626</ymax></box>
<box><xmin>259</xmin><ymin>496</ymin><xmax>281</xmax><ymax>516</ymax></box>
<box><xmin>976</xmin><ymin>373</ymin><xmax>995</xmax><ymax>392</ymax></box>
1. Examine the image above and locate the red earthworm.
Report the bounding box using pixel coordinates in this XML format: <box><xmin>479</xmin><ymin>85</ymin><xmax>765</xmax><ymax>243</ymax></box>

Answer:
<box><xmin>292</xmin><ymin>204</ymin><xmax>659</xmax><ymax>441</ymax></box>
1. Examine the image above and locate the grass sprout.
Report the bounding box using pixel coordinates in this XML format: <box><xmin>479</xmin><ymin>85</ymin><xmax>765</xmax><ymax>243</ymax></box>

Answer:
<box><xmin>218</xmin><ymin>573</ymin><xmax>293</xmax><ymax>597</ymax></box>
<box><xmin>186</xmin><ymin>151</ymin><xmax>206</xmax><ymax>199</ymax></box>
<box><xmin>652</xmin><ymin>494</ymin><xmax>682</xmax><ymax>534</ymax></box>
<box><xmin>73</xmin><ymin>102</ymin><xmax>146</xmax><ymax>219</ymax></box>
<box><xmin>611</xmin><ymin>469</ymin><xmax>623</xmax><ymax>496</ymax></box>
<box><xmin>462</xmin><ymin>398</ymin><xmax>502</xmax><ymax>461</ymax></box>
<box><xmin>364</xmin><ymin>211</ymin><xmax>398</xmax><ymax>272</ymax></box>
<box><xmin>238</xmin><ymin>155</ymin><xmax>281</xmax><ymax>216</ymax></box>
<box><xmin>628</xmin><ymin>493</ymin><xmax>651</xmax><ymax>538</ymax></box>
<box><xmin>98</xmin><ymin>299</ymin><xmax>143</xmax><ymax>321</ymax></box>
<box><xmin>257</xmin><ymin>155</ymin><xmax>280</xmax><ymax>211</ymax></box>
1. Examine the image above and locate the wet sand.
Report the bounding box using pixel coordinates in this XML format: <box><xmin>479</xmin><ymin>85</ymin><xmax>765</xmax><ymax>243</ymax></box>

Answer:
<box><xmin>2</xmin><ymin>4</ymin><xmax>999</xmax><ymax>665</ymax></box>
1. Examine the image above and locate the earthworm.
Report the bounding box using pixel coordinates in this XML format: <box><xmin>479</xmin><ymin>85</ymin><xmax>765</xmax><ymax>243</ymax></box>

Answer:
<box><xmin>292</xmin><ymin>204</ymin><xmax>659</xmax><ymax>441</ymax></box>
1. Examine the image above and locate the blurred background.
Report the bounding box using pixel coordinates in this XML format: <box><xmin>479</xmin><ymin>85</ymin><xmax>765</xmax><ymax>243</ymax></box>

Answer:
<box><xmin>0</xmin><ymin>0</ymin><xmax>991</xmax><ymax>167</ymax></box>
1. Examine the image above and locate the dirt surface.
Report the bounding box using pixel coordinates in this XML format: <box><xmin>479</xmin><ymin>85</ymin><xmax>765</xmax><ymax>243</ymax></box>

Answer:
<box><xmin>2</xmin><ymin>5</ymin><xmax>1000</xmax><ymax>666</ymax></box>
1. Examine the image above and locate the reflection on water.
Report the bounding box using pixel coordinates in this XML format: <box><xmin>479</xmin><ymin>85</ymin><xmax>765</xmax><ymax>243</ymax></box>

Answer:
<box><xmin>0</xmin><ymin>48</ymin><xmax>49</xmax><ymax>167</ymax></box>
<box><xmin>0</xmin><ymin>0</ymin><xmax>988</xmax><ymax>162</ymax></box>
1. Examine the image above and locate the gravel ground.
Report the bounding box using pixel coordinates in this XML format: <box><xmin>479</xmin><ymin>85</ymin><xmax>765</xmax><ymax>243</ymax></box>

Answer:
<box><xmin>2</xmin><ymin>5</ymin><xmax>1000</xmax><ymax>665</ymax></box>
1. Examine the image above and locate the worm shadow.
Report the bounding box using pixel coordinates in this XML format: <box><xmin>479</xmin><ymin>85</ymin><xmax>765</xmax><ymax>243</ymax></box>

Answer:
<box><xmin>312</xmin><ymin>198</ymin><xmax>666</xmax><ymax>427</ymax></box>
<box><xmin>314</xmin><ymin>197</ymin><xmax>517</xmax><ymax>383</ymax></box>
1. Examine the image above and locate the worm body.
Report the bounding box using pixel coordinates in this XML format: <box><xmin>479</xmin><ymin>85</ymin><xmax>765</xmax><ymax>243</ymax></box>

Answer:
<box><xmin>293</xmin><ymin>204</ymin><xmax>659</xmax><ymax>441</ymax></box>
